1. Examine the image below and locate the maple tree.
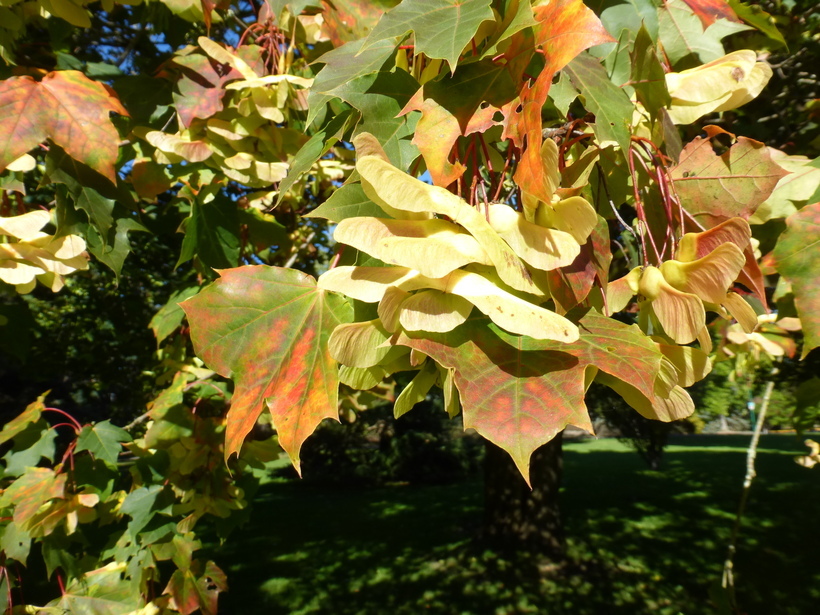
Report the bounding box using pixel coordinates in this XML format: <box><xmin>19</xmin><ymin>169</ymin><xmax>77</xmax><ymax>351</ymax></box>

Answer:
<box><xmin>0</xmin><ymin>0</ymin><xmax>819</xmax><ymax>612</ymax></box>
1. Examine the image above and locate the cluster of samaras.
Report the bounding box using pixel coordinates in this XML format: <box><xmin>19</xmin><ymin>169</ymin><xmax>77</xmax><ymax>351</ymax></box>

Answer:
<box><xmin>316</xmin><ymin>133</ymin><xmax>758</xmax><ymax>420</ymax></box>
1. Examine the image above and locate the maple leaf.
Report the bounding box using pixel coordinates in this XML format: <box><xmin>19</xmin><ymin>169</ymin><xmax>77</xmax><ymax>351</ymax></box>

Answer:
<box><xmin>658</xmin><ymin>0</ymin><xmax>751</xmax><ymax>65</ymax></box>
<box><xmin>509</xmin><ymin>0</ymin><xmax>613</xmax><ymax>202</ymax></box>
<box><xmin>170</xmin><ymin>43</ymin><xmax>267</xmax><ymax>128</ymax></box>
<box><xmin>327</xmin><ymin>69</ymin><xmax>421</xmax><ymax>169</ymax></box>
<box><xmin>395</xmin><ymin>309</ymin><xmax>665</xmax><ymax>483</ymax></box>
<box><xmin>320</xmin><ymin>0</ymin><xmax>393</xmax><ymax>46</ymax></box>
<box><xmin>181</xmin><ymin>266</ymin><xmax>352</xmax><ymax>472</ymax></box>
<box><xmin>0</xmin><ymin>71</ymin><xmax>127</xmax><ymax>182</ymax></box>
<box><xmin>671</xmin><ymin>126</ymin><xmax>788</xmax><ymax>303</ymax></box>
<box><xmin>361</xmin><ymin>0</ymin><xmax>496</xmax><ymax>73</ymax></box>
<box><xmin>681</xmin><ymin>0</ymin><xmax>740</xmax><ymax>27</ymax></box>
<box><xmin>308</xmin><ymin>37</ymin><xmax>401</xmax><ymax>126</ymax></box>
<box><xmin>773</xmin><ymin>202</ymin><xmax>820</xmax><ymax>358</ymax></box>
<box><xmin>399</xmin><ymin>59</ymin><xmax>515</xmax><ymax>186</ymax></box>
<box><xmin>165</xmin><ymin>560</ymin><xmax>227</xmax><ymax>615</ymax></box>
<box><xmin>48</xmin><ymin>562</ymin><xmax>144</xmax><ymax>615</ymax></box>
<box><xmin>0</xmin><ymin>467</ymin><xmax>67</xmax><ymax>528</ymax></box>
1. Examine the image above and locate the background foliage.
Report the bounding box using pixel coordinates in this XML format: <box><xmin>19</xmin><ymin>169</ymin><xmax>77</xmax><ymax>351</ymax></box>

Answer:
<box><xmin>0</xmin><ymin>0</ymin><xmax>818</xmax><ymax>612</ymax></box>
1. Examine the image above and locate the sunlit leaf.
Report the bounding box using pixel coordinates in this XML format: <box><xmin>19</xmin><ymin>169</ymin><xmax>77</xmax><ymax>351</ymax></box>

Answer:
<box><xmin>48</xmin><ymin>562</ymin><xmax>143</xmax><ymax>615</ymax></box>
<box><xmin>0</xmin><ymin>468</ymin><xmax>66</xmax><ymax>527</ymax></box>
<box><xmin>564</xmin><ymin>52</ymin><xmax>633</xmax><ymax>154</ymax></box>
<box><xmin>75</xmin><ymin>420</ymin><xmax>132</xmax><ymax>467</ymax></box>
<box><xmin>328</xmin><ymin>70</ymin><xmax>421</xmax><ymax>169</ymax></box>
<box><xmin>671</xmin><ymin>127</ymin><xmax>788</xmax><ymax>227</ymax></box>
<box><xmin>658</xmin><ymin>0</ymin><xmax>750</xmax><ymax>65</ymax></box>
<box><xmin>773</xmin><ymin>203</ymin><xmax>820</xmax><ymax>358</ymax></box>
<box><xmin>182</xmin><ymin>266</ymin><xmax>352</xmax><ymax>471</ymax></box>
<box><xmin>308</xmin><ymin>37</ymin><xmax>400</xmax><ymax>125</ymax></box>
<box><xmin>395</xmin><ymin>309</ymin><xmax>662</xmax><ymax>482</ymax></box>
<box><xmin>361</xmin><ymin>0</ymin><xmax>495</xmax><ymax>72</ymax></box>
<box><xmin>0</xmin><ymin>71</ymin><xmax>127</xmax><ymax>181</ymax></box>
<box><xmin>681</xmin><ymin>0</ymin><xmax>739</xmax><ymax>26</ymax></box>
<box><xmin>511</xmin><ymin>0</ymin><xmax>613</xmax><ymax>201</ymax></box>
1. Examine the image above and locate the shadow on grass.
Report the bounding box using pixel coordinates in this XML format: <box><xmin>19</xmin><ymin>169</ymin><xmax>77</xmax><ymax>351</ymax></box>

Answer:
<box><xmin>207</xmin><ymin>435</ymin><xmax>820</xmax><ymax>615</ymax></box>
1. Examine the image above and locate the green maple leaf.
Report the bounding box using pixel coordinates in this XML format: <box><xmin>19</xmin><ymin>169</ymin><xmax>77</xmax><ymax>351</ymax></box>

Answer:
<box><xmin>395</xmin><ymin>309</ymin><xmax>666</xmax><ymax>483</ymax></box>
<box><xmin>361</xmin><ymin>0</ymin><xmax>495</xmax><ymax>72</ymax></box>
<box><xmin>773</xmin><ymin>203</ymin><xmax>820</xmax><ymax>358</ymax></box>
<box><xmin>75</xmin><ymin>420</ymin><xmax>132</xmax><ymax>467</ymax></box>
<box><xmin>565</xmin><ymin>52</ymin><xmax>634</xmax><ymax>155</ymax></box>
<box><xmin>330</xmin><ymin>70</ymin><xmax>421</xmax><ymax>169</ymax></box>
<box><xmin>308</xmin><ymin>36</ymin><xmax>400</xmax><ymax>126</ymax></box>
<box><xmin>305</xmin><ymin>182</ymin><xmax>387</xmax><ymax>223</ymax></box>
<box><xmin>658</xmin><ymin>0</ymin><xmax>750</xmax><ymax>65</ymax></box>
<box><xmin>150</xmin><ymin>287</ymin><xmax>201</xmax><ymax>345</ymax></box>
<box><xmin>120</xmin><ymin>484</ymin><xmax>164</xmax><ymax>537</ymax></box>
<box><xmin>181</xmin><ymin>266</ymin><xmax>352</xmax><ymax>472</ymax></box>
<box><xmin>47</xmin><ymin>563</ymin><xmax>143</xmax><ymax>615</ymax></box>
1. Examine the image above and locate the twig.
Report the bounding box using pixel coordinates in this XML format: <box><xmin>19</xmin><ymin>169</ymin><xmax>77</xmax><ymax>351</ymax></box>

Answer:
<box><xmin>124</xmin><ymin>412</ymin><xmax>150</xmax><ymax>431</ymax></box>
<box><xmin>721</xmin><ymin>377</ymin><xmax>776</xmax><ymax>612</ymax></box>
<box><xmin>284</xmin><ymin>230</ymin><xmax>316</xmax><ymax>268</ymax></box>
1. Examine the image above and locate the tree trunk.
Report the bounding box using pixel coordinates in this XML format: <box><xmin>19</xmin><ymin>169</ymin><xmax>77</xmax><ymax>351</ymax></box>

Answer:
<box><xmin>483</xmin><ymin>432</ymin><xmax>565</xmax><ymax>559</ymax></box>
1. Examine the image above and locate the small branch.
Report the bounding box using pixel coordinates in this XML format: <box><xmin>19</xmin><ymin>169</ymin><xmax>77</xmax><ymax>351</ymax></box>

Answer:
<box><xmin>721</xmin><ymin>378</ymin><xmax>776</xmax><ymax>612</ymax></box>
<box><xmin>124</xmin><ymin>412</ymin><xmax>151</xmax><ymax>431</ymax></box>
<box><xmin>284</xmin><ymin>230</ymin><xmax>316</xmax><ymax>268</ymax></box>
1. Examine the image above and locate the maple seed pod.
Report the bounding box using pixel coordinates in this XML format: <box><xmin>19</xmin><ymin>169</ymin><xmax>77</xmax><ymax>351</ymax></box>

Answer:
<box><xmin>638</xmin><ymin>266</ymin><xmax>664</xmax><ymax>300</ymax></box>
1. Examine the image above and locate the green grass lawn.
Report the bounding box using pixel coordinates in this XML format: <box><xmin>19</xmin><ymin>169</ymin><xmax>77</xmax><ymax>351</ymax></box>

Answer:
<box><xmin>206</xmin><ymin>435</ymin><xmax>820</xmax><ymax>615</ymax></box>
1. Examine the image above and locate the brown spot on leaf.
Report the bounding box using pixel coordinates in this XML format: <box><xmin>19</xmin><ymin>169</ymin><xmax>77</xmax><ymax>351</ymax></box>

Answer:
<box><xmin>731</xmin><ymin>67</ymin><xmax>745</xmax><ymax>82</ymax></box>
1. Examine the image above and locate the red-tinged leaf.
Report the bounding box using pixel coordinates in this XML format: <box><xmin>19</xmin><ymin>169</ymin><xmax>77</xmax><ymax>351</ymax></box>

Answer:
<box><xmin>49</xmin><ymin>563</ymin><xmax>143</xmax><ymax>614</ymax></box>
<box><xmin>0</xmin><ymin>392</ymin><xmax>46</xmax><ymax>445</ymax></box>
<box><xmin>320</xmin><ymin>0</ymin><xmax>393</xmax><ymax>47</ymax></box>
<box><xmin>396</xmin><ymin>309</ymin><xmax>663</xmax><ymax>482</ymax></box>
<box><xmin>172</xmin><ymin>47</ymin><xmax>263</xmax><ymax>128</ymax></box>
<box><xmin>547</xmin><ymin>216</ymin><xmax>611</xmax><ymax>313</ymax></box>
<box><xmin>165</xmin><ymin>560</ymin><xmax>227</xmax><ymax>615</ymax></box>
<box><xmin>532</xmin><ymin>0</ymin><xmax>614</xmax><ymax>74</ymax></box>
<box><xmin>773</xmin><ymin>203</ymin><xmax>820</xmax><ymax>358</ymax></box>
<box><xmin>509</xmin><ymin>0</ymin><xmax>613</xmax><ymax>201</ymax></box>
<box><xmin>681</xmin><ymin>0</ymin><xmax>739</xmax><ymax>26</ymax></box>
<box><xmin>671</xmin><ymin>127</ymin><xmax>789</xmax><ymax>227</ymax></box>
<box><xmin>199</xmin><ymin>0</ymin><xmax>231</xmax><ymax>30</ymax></box>
<box><xmin>670</xmin><ymin>127</ymin><xmax>787</xmax><ymax>304</ymax></box>
<box><xmin>0</xmin><ymin>71</ymin><xmax>127</xmax><ymax>181</ymax></box>
<box><xmin>1</xmin><ymin>468</ymin><xmax>67</xmax><ymax>526</ymax></box>
<box><xmin>181</xmin><ymin>266</ymin><xmax>352</xmax><ymax>472</ymax></box>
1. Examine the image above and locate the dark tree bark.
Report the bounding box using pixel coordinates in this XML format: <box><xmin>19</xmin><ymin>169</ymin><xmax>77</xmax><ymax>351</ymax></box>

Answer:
<box><xmin>483</xmin><ymin>432</ymin><xmax>565</xmax><ymax>559</ymax></box>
